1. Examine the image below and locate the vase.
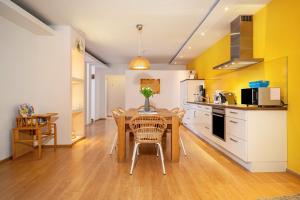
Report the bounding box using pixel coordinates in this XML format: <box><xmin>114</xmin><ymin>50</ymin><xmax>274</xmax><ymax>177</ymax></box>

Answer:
<box><xmin>144</xmin><ymin>97</ymin><xmax>150</xmax><ymax>112</ymax></box>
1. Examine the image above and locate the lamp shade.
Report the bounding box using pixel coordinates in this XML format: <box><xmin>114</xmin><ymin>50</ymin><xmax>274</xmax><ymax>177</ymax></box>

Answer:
<box><xmin>129</xmin><ymin>56</ymin><xmax>150</xmax><ymax>70</ymax></box>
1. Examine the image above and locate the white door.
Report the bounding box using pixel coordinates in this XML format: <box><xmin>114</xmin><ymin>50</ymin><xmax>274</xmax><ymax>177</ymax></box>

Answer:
<box><xmin>106</xmin><ymin>75</ymin><xmax>125</xmax><ymax>117</ymax></box>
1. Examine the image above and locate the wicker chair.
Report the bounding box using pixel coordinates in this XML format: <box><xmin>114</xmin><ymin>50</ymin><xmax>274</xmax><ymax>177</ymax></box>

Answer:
<box><xmin>170</xmin><ymin>107</ymin><xmax>180</xmax><ymax>113</ymax></box>
<box><xmin>129</xmin><ymin>115</ymin><xmax>167</xmax><ymax>175</ymax></box>
<box><xmin>117</xmin><ymin>107</ymin><xmax>125</xmax><ymax>113</ymax></box>
<box><xmin>109</xmin><ymin>109</ymin><xmax>122</xmax><ymax>155</ymax></box>
<box><xmin>170</xmin><ymin>108</ymin><xmax>187</xmax><ymax>156</ymax></box>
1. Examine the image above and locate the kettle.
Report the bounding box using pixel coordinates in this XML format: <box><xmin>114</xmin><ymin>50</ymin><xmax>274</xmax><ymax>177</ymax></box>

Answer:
<box><xmin>214</xmin><ymin>91</ymin><xmax>236</xmax><ymax>105</ymax></box>
<box><xmin>213</xmin><ymin>91</ymin><xmax>225</xmax><ymax>104</ymax></box>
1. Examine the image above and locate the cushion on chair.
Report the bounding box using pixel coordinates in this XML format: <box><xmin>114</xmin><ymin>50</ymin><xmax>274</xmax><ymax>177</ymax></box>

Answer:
<box><xmin>18</xmin><ymin>103</ymin><xmax>35</xmax><ymax>117</ymax></box>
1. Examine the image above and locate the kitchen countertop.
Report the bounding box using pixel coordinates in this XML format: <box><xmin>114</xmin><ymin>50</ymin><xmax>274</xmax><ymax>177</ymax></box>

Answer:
<box><xmin>186</xmin><ymin>101</ymin><xmax>287</xmax><ymax>110</ymax></box>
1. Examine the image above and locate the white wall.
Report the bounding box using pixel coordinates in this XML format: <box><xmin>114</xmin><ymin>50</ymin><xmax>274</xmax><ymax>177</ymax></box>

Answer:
<box><xmin>94</xmin><ymin>65</ymin><xmax>125</xmax><ymax>119</ymax></box>
<box><xmin>36</xmin><ymin>26</ymin><xmax>72</xmax><ymax>145</ymax></box>
<box><xmin>93</xmin><ymin>65</ymin><xmax>187</xmax><ymax>119</ymax></box>
<box><xmin>0</xmin><ymin>16</ymin><xmax>75</xmax><ymax>160</ymax></box>
<box><xmin>0</xmin><ymin>16</ymin><xmax>39</xmax><ymax>160</ymax></box>
<box><xmin>106</xmin><ymin>75</ymin><xmax>125</xmax><ymax>116</ymax></box>
<box><xmin>125</xmin><ymin>70</ymin><xmax>189</xmax><ymax>109</ymax></box>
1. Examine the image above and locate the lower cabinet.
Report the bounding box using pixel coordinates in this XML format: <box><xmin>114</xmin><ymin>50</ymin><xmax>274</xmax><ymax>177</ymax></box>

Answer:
<box><xmin>226</xmin><ymin>134</ymin><xmax>247</xmax><ymax>161</ymax></box>
<box><xmin>183</xmin><ymin>104</ymin><xmax>287</xmax><ymax>172</ymax></box>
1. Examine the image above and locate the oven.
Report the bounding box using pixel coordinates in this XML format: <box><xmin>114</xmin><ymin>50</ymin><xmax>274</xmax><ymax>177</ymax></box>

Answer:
<box><xmin>212</xmin><ymin>107</ymin><xmax>225</xmax><ymax>141</ymax></box>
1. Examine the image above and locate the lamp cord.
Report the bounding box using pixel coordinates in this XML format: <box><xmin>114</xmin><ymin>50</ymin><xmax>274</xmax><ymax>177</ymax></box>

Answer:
<box><xmin>138</xmin><ymin>29</ymin><xmax>141</xmax><ymax>56</ymax></box>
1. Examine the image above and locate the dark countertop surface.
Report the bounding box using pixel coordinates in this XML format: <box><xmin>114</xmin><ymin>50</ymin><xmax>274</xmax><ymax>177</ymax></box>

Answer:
<box><xmin>186</xmin><ymin>101</ymin><xmax>287</xmax><ymax>111</ymax></box>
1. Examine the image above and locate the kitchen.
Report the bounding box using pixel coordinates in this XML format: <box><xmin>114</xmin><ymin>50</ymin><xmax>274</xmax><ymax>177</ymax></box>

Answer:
<box><xmin>1</xmin><ymin>0</ymin><xmax>300</xmax><ymax>199</ymax></box>
<box><xmin>181</xmin><ymin>15</ymin><xmax>288</xmax><ymax>172</ymax></box>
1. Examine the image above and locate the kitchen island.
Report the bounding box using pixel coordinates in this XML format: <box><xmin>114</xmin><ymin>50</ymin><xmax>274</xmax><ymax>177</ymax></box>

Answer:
<box><xmin>182</xmin><ymin>102</ymin><xmax>287</xmax><ymax>172</ymax></box>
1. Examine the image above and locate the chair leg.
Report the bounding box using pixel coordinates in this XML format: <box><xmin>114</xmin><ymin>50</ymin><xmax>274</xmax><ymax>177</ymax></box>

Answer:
<box><xmin>180</xmin><ymin>136</ymin><xmax>187</xmax><ymax>156</ymax></box>
<box><xmin>109</xmin><ymin>132</ymin><xmax>118</xmax><ymax>155</ymax></box>
<box><xmin>157</xmin><ymin>143</ymin><xmax>166</xmax><ymax>175</ymax></box>
<box><xmin>53</xmin><ymin>123</ymin><xmax>57</xmax><ymax>151</ymax></box>
<box><xmin>12</xmin><ymin>129</ymin><xmax>17</xmax><ymax>160</ymax></box>
<box><xmin>156</xmin><ymin>144</ymin><xmax>159</xmax><ymax>157</ymax></box>
<box><xmin>37</xmin><ymin>129</ymin><xmax>42</xmax><ymax>159</ymax></box>
<box><xmin>130</xmin><ymin>143</ymin><xmax>139</xmax><ymax>175</ymax></box>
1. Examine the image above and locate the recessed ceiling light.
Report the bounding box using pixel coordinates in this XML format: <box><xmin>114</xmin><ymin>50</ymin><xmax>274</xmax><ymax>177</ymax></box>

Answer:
<box><xmin>188</xmin><ymin>46</ymin><xmax>192</xmax><ymax>50</ymax></box>
<box><xmin>201</xmin><ymin>32</ymin><xmax>205</xmax><ymax>36</ymax></box>
<box><xmin>179</xmin><ymin>55</ymin><xmax>184</xmax><ymax>59</ymax></box>
<box><xmin>224</xmin><ymin>6</ymin><xmax>229</xmax><ymax>11</ymax></box>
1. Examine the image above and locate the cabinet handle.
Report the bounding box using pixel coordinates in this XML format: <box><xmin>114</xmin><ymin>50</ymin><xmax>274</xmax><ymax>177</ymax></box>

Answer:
<box><xmin>229</xmin><ymin>120</ymin><xmax>238</xmax><ymax>124</ymax></box>
<box><xmin>230</xmin><ymin>111</ymin><xmax>238</xmax><ymax>114</ymax></box>
<box><xmin>205</xmin><ymin>126</ymin><xmax>209</xmax><ymax>130</ymax></box>
<box><xmin>230</xmin><ymin>138</ymin><xmax>238</xmax><ymax>143</ymax></box>
<box><xmin>205</xmin><ymin>114</ymin><xmax>209</xmax><ymax>117</ymax></box>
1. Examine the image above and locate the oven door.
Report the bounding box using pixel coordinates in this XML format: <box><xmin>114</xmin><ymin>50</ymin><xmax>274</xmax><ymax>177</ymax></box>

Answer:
<box><xmin>212</xmin><ymin>113</ymin><xmax>225</xmax><ymax>141</ymax></box>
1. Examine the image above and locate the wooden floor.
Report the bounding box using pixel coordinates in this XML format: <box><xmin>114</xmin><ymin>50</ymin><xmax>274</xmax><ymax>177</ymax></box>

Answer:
<box><xmin>1</xmin><ymin>119</ymin><xmax>300</xmax><ymax>200</ymax></box>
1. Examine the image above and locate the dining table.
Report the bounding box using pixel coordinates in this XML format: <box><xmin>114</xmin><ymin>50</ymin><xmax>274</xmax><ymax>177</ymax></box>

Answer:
<box><xmin>116</xmin><ymin>108</ymin><xmax>180</xmax><ymax>162</ymax></box>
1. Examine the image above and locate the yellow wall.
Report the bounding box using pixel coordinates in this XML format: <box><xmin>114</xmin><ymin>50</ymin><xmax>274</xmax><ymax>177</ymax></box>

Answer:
<box><xmin>187</xmin><ymin>0</ymin><xmax>300</xmax><ymax>173</ymax></box>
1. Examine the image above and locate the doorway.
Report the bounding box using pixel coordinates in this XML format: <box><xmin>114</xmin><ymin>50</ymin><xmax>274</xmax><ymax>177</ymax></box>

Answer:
<box><xmin>106</xmin><ymin>75</ymin><xmax>125</xmax><ymax>117</ymax></box>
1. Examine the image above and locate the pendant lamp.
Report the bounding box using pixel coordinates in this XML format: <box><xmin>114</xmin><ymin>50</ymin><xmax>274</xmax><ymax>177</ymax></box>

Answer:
<box><xmin>129</xmin><ymin>24</ymin><xmax>150</xmax><ymax>70</ymax></box>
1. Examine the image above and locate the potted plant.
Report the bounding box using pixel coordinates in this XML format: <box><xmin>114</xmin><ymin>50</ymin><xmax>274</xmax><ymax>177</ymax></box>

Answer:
<box><xmin>140</xmin><ymin>87</ymin><xmax>154</xmax><ymax>112</ymax></box>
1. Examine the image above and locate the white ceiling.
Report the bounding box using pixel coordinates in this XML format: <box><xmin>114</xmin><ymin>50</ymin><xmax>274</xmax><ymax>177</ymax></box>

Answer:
<box><xmin>12</xmin><ymin>0</ymin><xmax>270</xmax><ymax>65</ymax></box>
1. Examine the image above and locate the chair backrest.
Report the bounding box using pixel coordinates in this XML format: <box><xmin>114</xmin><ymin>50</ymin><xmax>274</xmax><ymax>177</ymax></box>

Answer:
<box><xmin>170</xmin><ymin>107</ymin><xmax>180</xmax><ymax>113</ymax></box>
<box><xmin>176</xmin><ymin>109</ymin><xmax>186</xmax><ymax>123</ymax></box>
<box><xmin>117</xmin><ymin>107</ymin><xmax>125</xmax><ymax>113</ymax></box>
<box><xmin>129</xmin><ymin>115</ymin><xmax>167</xmax><ymax>143</ymax></box>
<box><xmin>112</xmin><ymin>109</ymin><xmax>121</xmax><ymax>125</ymax></box>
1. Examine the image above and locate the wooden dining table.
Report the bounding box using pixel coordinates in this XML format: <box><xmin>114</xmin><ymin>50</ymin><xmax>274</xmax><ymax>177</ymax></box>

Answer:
<box><xmin>116</xmin><ymin>108</ymin><xmax>180</xmax><ymax>162</ymax></box>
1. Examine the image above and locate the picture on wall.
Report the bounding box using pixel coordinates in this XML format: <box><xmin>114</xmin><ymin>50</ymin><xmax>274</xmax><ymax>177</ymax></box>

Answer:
<box><xmin>140</xmin><ymin>79</ymin><xmax>160</xmax><ymax>94</ymax></box>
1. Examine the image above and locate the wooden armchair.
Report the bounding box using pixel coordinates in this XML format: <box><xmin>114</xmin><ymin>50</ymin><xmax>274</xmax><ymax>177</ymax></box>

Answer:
<box><xmin>12</xmin><ymin>104</ymin><xmax>58</xmax><ymax>159</ymax></box>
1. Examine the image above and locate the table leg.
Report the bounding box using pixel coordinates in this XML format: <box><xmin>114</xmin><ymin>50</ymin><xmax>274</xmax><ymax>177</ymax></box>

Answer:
<box><xmin>117</xmin><ymin>115</ymin><xmax>126</xmax><ymax>162</ymax></box>
<box><xmin>171</xmin><ymin>116</ymin><xmax>180</xmax><ymax>162</ymax></box>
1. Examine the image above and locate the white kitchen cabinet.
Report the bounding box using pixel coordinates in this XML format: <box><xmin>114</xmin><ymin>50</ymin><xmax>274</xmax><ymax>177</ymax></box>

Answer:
<box><xmin>180</xmin><ymin>79</ymin><xmax>204</xmax><ymax>107</ymax></box>
<box><xmin>226</xmin><ymin>109</ymin><xmax>246</xmax><ymax>120</ymax></box>
<box><xmin>226</xmin><ymin>134</ymin><xmax>247</xmax><ymax>161</ymax></box>
<box><xmin>182</xmin><ymin>103</ymin><xmax>287</xmax><ymax>172</ymax></box>
<box><xmin>225</xmin><ymin>109</ymin><xmax>287</xmax><ymax>172</ymax></box>
<box><xmin>183</xmin><ymin>103</ymin><xmax>212</xmax><ymax>140</ymax></box>
<box><xmin>226</xmin><ymin>117</ymin><xmax>246</xmax><ymax>140</ymax></box>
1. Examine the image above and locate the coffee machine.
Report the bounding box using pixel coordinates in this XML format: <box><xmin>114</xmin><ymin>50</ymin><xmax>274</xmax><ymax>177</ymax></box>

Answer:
<box><xmin>199</xmin><ymin>85</ymin><xmax>206</xmax><ymax>102</ymax></box>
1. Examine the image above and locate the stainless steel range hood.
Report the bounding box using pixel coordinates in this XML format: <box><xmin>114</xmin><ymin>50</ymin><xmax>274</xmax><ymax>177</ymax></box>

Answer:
<box><xmin>213</xmin><ymin>15</ymin><xmax>263</xmax><ymax>70</ymax></box>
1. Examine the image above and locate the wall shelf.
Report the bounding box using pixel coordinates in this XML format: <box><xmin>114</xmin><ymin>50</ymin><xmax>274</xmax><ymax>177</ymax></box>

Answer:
<box><xmin>71</xmin><ymin>40</ymin><xmax>85</xmax><ymax>145</ymax></box>
<box><xmin>72</xmin><ymin>108</ymin><xmax>83</xmax><ymax>114</ymax></box>
<box><xmin>72</xmin><ymin>77</ymin><xmax>84</xmax><ymax>85</ymax></box>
